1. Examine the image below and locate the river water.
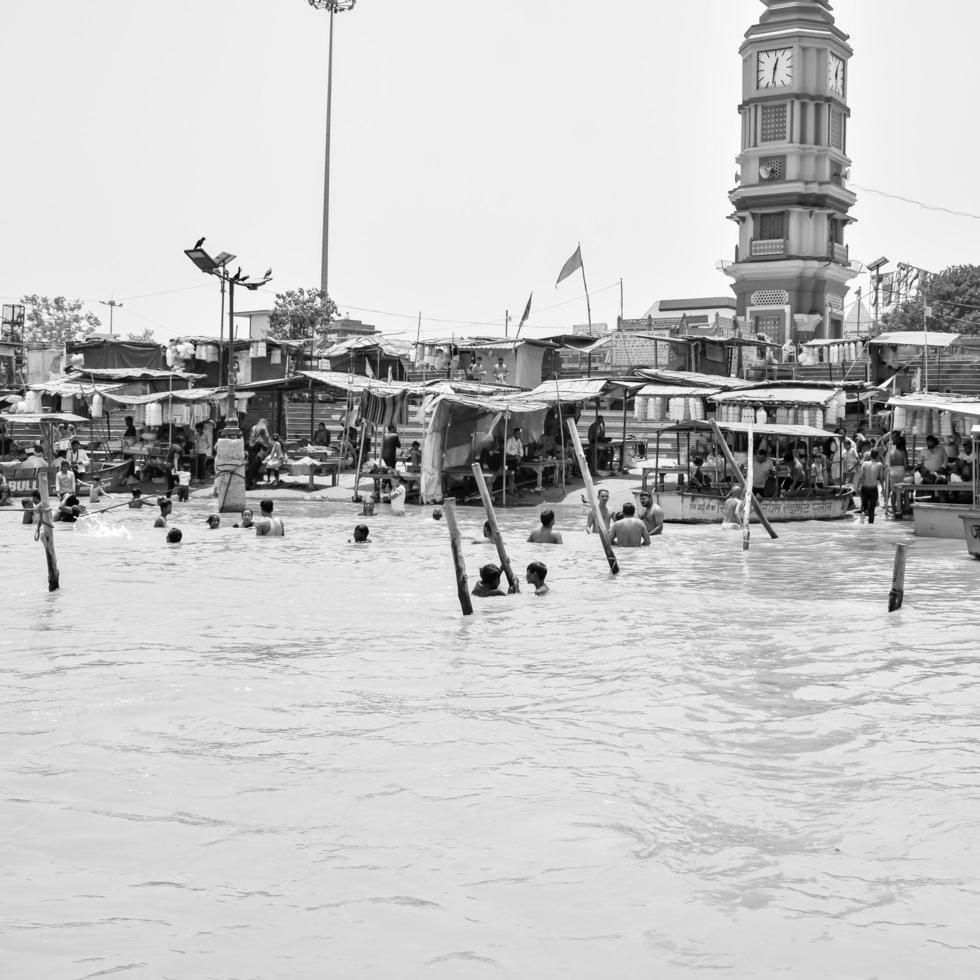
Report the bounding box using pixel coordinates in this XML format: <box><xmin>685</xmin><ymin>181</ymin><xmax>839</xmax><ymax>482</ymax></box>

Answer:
<box><xmin>2</xmin><ymin>498</ymin><xmax>979</xmax><ymax>979</ymax></box>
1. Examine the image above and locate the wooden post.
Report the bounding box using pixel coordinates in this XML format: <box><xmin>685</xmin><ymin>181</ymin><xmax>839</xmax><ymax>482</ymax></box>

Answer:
<box><xmin>709</xmin><ymin>419</ymin><xmax>779</xmax><ymax>540</ymax></box>
<box><xmin>443</xmin><ymin>499</ymin><xmax>473</xmax><ymax>616</ymax></box>
<box><xmin>36</xmin><ymin>476</ymin><xmax>60</xmax><ymax>592</ymax></box>
<box><xmin>565</xmin><ymin>418</ymin><xmax>619</xmax><ymax>574</ymax></box>
<box><xmin>471</xmin><ymin>463</ymin><xmax>520</xmax><ymax>593</ymax></box>
<box><xmin>888</xmin><ymin>543</ymin><xmax>907</xmax><ymax>612</ymax></box>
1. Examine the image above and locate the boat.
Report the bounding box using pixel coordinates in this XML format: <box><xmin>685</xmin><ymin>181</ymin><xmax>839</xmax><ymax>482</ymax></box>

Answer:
<box><xmin>958</xmin><ymin>511</ymin><xmax>980</xmax><ymax>559</ymax></box>
<box><xmin>643</xmin><ymin>420</ymin><xmax>853</xmax><ymax>524</ymax></box>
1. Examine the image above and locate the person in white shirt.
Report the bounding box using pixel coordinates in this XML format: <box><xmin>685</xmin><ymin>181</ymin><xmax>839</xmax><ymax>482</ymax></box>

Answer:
<box><xmin>493</xmin><ymin>358</ymin><xmax>509</xmax><ymax>383</ymax></box>
<box><xmin>504</xmin><ymin>427</ymin><xmax>524</xmax><ymax>491</ymax></box>
<box><xmin>67</xmin><ymin>439</ymin><xmax>90</xmax><ymax>477</ymax></box>
<box><xmin>55</xmin><ymin>460</ymin><xmax>76</xmax><ymax>497</ymax></box>
<box><xmin>23</xmin><ymin>445</ymin><xmax>48</xmax><ymax>469</ymax></box>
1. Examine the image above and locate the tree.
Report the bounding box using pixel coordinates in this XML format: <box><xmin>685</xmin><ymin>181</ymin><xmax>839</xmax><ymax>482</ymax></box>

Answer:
<box><xmin>20</xmin><ymin>295</ymin><xmax>100</xmax><ymax>346</ymax></box>
<box><xmin>126</xmin><ymin>328</ymin><xmax>157</xmax><ymax>343</ymax></box>
<box><xmin>269</xmin><ymin>287</ymin><xmax>338</xmax><ymax>347</ymax></box>
<box><xmin>881</xmin><ymin>264</ymin><xmax>980</xmax><ymax>336</ymax></box>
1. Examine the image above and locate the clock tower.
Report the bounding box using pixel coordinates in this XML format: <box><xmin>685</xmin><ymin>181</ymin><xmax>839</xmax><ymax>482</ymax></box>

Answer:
<box><xmin>725</xmin><ymin>0</ymin><xmax>857</xmax><ymax>345</ymax></box>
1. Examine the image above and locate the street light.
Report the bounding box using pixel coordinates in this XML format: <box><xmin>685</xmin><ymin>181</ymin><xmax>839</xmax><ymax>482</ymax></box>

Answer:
<box><xmin>99</xmin><ymin>299</ymin><xmax>123</xmax><ymax>337</ymax></box>
<box><xmin>305</xmin><ymin>0</ymin><xmax>357</xmax><ymax>300</ymax></box>
<box><xmin>183</xmin><ymin>243</ymin><xmax>271</xmax><ymax>435</ymax></box>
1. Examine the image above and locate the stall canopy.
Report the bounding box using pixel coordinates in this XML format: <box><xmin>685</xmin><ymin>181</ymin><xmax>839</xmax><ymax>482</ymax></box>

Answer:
<box><xmin>100</xmin><ymin>387</ymin><xmax>250</xmax><ymax>406</ymax></box>
<box><xmin>636</xmin><ymin>368</ymin><xmax>755</xmax><ymax>390</ymax></box>
<box><xmin>65</xmin><ymin>339</ymin><xmax>164</xmax><ymax>371</ymax></box>
<box><xmin>420</xmin><ymin>389</ymin><xmax>557</xmax><ymax>503</ymax></box>
<box><xmin>526</xmin><ymin>377</ymin><xmax>644</xmax><ymax>402</ymax></box>
<box><xmin>711</xmin><ymin>385</ymin><xmax>842</xmax><ymax>407</ymax></box>
<box><xmin>657</xmin><ymin>419</ymin><xmax>839</xmax><ymax>440</ymax></box>
<box><xmin>886</xmin><ymin>393</ymin><xmax>980</xmax><ymax>417</ymax></box>
<box><xmin>237</xmin><ymin>370</ymin><xmax>424</xmax><ymax>398</ymax></box>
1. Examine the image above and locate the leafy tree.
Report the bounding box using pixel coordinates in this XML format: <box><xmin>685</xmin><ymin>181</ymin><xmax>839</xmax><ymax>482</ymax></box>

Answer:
<box><xmin>269</xmin><ymin>287</ymin><xmax>337</xmax><ymax>347</ymax></box>
<box><xmin>126</xmin><ymin>327</ymin><xmax>157</xmax><ymax>343</ymax></box>
<box><xmin>882</xmin><ymin>264</ymin><xmax>980</xmax><ymax>335</ymax></box>
<box><xmin>20</xmin><ymin>295</ymin><xmax>100</xmax><ymax>346</ymax></box>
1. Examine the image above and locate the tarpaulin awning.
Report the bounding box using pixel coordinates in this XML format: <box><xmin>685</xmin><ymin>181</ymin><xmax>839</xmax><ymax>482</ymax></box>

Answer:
<box><xmin>27</xmin><ymin>379</ymin><xmax>124</xmax><ymax>397</ymax></box>
<box><xmin>869</xmin><ymin>331</ymin><xmax>961</xmax><ymax>348</ymax></box>
<box><xmin>320</xmin><ymin>335</ymin><xmax>414</xmax><ymax>359</ymax></box>
<box><xmin>358</xmin><ymin>387</ymin><xmax>411</xmax><ymax>428</ymax></box>
<box><xmin>0</xmin><ymin>413</ymin><xmax>90</xmax><ymax>425</ymax></box>
<box><xmin>101</xmin><ymin>388</ymin><xmax>251</xmax><ymax>406</ymax></box>
<box><xmin>235</xmin><ymin>371</ymin><xmax>425</xmax><ymax>397</ymax></box>
<box><xmin>886</xmin><ymin>394</ymin><xmax>980</xmax><ymax>417</ymax></box>
<box><xmin>636</xmin><ymin>384</ymin><xmax>722</xmax><ymax>398</ymax></box>
<box><xmin>636</xmin><ymin>368</ymin><xmax>755</xmax><ymax>390</ymax></box>
<box><xmin>711</xmin><ymin>386</ymin><xmax>840</xmax><ymax>406</ymax></box>
<box><xmin>65</xmin><ymin>367</ymin><xmax>206</xmax><ymax>381</ymax></box>
<box><xmin>526</xmin><ymin>377</ymin><xmax>644</xmax><ymax>402</ymax></box>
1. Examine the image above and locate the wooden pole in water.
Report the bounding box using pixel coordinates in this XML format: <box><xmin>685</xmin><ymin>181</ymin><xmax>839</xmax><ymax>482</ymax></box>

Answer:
<box><xmin>443</xmin><ymin>499</ymin><xmax>473</xmax><ymax>616</ymax></box>
<box><xmin>709</xmin><ymin>419</ymin><xmax>778</xmax><ymax>540</ymax></box>
<box><xmin>36</xmin><ymin>477</ymin><xmax>60</xmax><ymax>592</ymax></box>
<box><xmin>888</xmin><ymin>543</ymin><xmax>907</xmax><ymax>612</ymax></box>
<box><xmin>471</xmin><ymin>463</ymin><xmax>520</xmax><ymax>593</ymax></box>
<box><xmin>565</xmin><ymin>417</ymin><xmax>620</xmax><ymax>575</ymax></box>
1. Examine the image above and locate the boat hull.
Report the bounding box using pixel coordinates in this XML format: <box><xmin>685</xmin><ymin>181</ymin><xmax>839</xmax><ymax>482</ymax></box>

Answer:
<box><xmin>958</xmin><ymin>512</ymin><xmax>980</xmax><ymax>559</ymax></box>
<box><xmin>1</xmin><ymin>458</ymin><xmax>134</xmax><ymax>497</ymax></box>
<box><xmin>651</xmin><ymin>489</ymin><xmax>852</xmax><ymax>524</ymax></box>
<box><xmin>912</xmin><ymin>502</ymin><xmax>976</xmax><ymax>539</ymax></box>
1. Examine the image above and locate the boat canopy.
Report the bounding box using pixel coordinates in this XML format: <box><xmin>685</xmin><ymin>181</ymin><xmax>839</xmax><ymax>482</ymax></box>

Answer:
<box><xmin>653</xmin><ymin>419</ymin><xmax>839</xmax><ymax>440</ymax></box>
<box><xmin>886</xmin><ymin>393</ymin><xmax>980</xmax><ymax>417</ymax></box>
<box><xmin>869</xmin><ymin>331</ymin><xmax>961</xmax><ymax>349</ymax></box>
<box><xmin>0</xmin><ymin>413</ymin><xmax>90</xmax><ymax>425</ymax></box>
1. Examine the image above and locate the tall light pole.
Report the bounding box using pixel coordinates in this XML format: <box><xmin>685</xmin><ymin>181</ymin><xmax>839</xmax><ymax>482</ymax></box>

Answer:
<box><xmin>99</xmin><ymin>299</ymin><xmax>123</xmax><ymax>337</ymax></box>
<box><xmin>306</xmin><ymin>0</ymin><xmax>357</xmax><ymax>300</ymax></box>
<box><xmin>185</xmin><ymin>242</ymin><xmax>271</xmax><ymax>512</ymax></box>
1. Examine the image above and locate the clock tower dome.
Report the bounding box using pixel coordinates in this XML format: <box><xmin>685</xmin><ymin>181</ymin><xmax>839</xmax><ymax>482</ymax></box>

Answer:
<box><xmin>725</xmin><ymin>0</ymin><xmax>857</xmax><ymax>344</ymax></box>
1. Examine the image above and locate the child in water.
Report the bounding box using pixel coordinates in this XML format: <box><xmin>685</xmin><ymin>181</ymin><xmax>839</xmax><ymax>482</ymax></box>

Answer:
<box><xmin>351</xmin><ymin>524</ymin><xmax>370</xmax><ymax>544</ymax></box>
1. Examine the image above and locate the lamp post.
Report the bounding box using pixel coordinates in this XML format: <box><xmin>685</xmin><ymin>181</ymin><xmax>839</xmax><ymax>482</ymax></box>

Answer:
<box><xmin>305</xmin><ymin>0</ymin><xmax>357</xmax><ymax>299</ymax></box>
<box><xmin>184</xmin><ymin>243</ymin><xmax>271</xmax><ymax>511</ymax></box>
<box><xmin>99</xmin><ymin>299</ymin><xmax>123</xmax><ymax>337</ymax></box>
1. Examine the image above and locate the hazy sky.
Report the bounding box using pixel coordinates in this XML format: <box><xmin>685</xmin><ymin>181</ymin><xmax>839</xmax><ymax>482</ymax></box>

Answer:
<box><xmin>2</xmin><ymin>0</ymin><xmax>977</xmax><ymax>345</ymax></box>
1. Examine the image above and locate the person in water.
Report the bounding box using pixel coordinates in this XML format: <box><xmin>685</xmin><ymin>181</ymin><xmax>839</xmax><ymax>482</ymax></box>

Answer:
<box><xmin>609</xmin><ymin>502</ymin><xmax>650</xmax><ymax>547</ymax></box>
<box><xmin>721</xmin><ymin>486</ymin><xmax>743</xmax><ymax>529</ymax></box>
<box><xmin>234</xmin><ymin>508</ymin><xmax>254</xmax><ymax>529</ymax></box>
<box><xmin>472</xmin><ymin>563</ymin><xmax>508</xmax><ymax>597</ymax></box>
<box><xmin>166</xmin><ymin>527</ymin><xmax>183</xmax><ymax>544</ymax></box>
<box><xmin>55</xmin><ymin>493</ymin><xmax>84</xmax><ymax>522</ymax></box>
<box><xmin>473</xmin><ymin>520</ymin><xmax>494</xmax><ymax>545</ymax></box>
<box><xmin>352</xmin><ymin>524</ymin><xmax>370</xmax><ymax>543</ymax></box>
<box><xmin>527</xmin><ymin>509</ymin><xmax>563</xmax><ymax>544</ymax></box>
<box><xmin>205</xmin><ymin>514</ymin><xmax>221</xmax><ymax>529</ymax></box>
<box><xmin>525</xmin><ymin>561</ymin><xmax>549</xmax><ymax>596</ymax></box>
<box><xmin>128</xmin><ymin>488</ymin><xmax>146</xmax><ymax>508</ymax></box>
<box><xmin>586</xmin><ymin>488</ymin><xmax>612</xmax><ymax>533</ymax></box>
<box><xmin>253</xmin><ymin>498</ymin><xmax>284</xmax><ymax>537</ymax></box>
<box><xmin>637</xmin><ymin>491</ymin><xmax>664</xmax><ymax>536</ymax></box>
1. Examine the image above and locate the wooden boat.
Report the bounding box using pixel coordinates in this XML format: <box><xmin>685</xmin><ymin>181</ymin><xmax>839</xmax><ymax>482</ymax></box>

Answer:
<box><xmin>646</xmin><ymin>420</ymin><xmax>853</xmax><ymax>524</ymax></box>
<box><xmin>913</xmin><ymin>500</ymin><xmax>976</xmax><ymax>539</ymax></box>
<box><xmin>958</xmin><ymin>511</ymin><xmax>980</xmax><ymax>559</ymax></box>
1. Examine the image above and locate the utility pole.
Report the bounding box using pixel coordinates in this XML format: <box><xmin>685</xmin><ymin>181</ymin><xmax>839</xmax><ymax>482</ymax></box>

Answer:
<box><xmin>923</xmin><ymin>284</ymin><xmax>931</xmax><ymax>392</ymax></box>
<box><xmin>99</xmin><ymin>299</ymin><xmax>123</xmax><ymax>337</ymax></box>
<box><xmin>504</xmin><ymin>310</ymin><xmax>511</xmax><ymax>338</ymax></box>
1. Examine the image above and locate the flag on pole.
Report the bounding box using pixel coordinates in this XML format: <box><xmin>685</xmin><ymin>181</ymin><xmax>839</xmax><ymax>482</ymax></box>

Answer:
<box><xmin>556</xmin><ymin>245</ymin><xmax>583</xmax><ymax>286</ymax></box>
<box><xmin>517</xmin><ymin>292</ymin><xmax>533</xmax><ymax>333</ymax></box>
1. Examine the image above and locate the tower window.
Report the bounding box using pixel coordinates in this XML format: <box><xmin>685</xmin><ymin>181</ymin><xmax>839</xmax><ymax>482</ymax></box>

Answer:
<box><xmin>756</xmin><ymin>212</ymin><xmax>786</xmax><ymax>240</ymax></box>
<box><xmin>829</xmin><ymin>218</ymin><xmax>845</xmax><ymax>245</ymax></box>
<box><xmin>761</xmin><ymin>103</ymin><xmax>788</xmax><ymax>142</ymax></box>
<box><xmin>830</xmin><ymin>109</ymin><xmax>844</xmax><ymax>150</ymax></box>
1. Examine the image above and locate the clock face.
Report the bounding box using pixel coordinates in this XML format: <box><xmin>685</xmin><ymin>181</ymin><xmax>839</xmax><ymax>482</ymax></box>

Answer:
<box><xmin>757</xmin><ymin>48</ymin><xmax>794</xmax><ymax>89</ymax></box>
<box><xmin>828</xmin><ymin>53</ymin><xmax>846</xmax><ymax>96</ymax></box>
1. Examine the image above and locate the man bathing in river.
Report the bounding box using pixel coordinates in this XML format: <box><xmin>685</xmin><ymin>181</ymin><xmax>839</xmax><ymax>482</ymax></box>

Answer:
<box><xmin>637</xmin><ymin>492</ymin><xmax>664</xmax><ymax>536</ymax></box>
<box><xmin>609</xmin><ymin>502</ymin><xmax>650</xmax><ymax>548</ymax></box>
<box><xmin>254</xmin><ymin>498</ymin><xmax>284</xmax><ymax>537</ymax></box>
<box><xmin>527</xmin><ymin>509</ymin><xmax>563</xmax><ymax>544</ymax></box>
<box><xmin>472</xmin><ymin>563</ymin><xmax>515</xmax><ymax>597</ymax></box>
<box><xmin>721</xmin><ymin>486</ymin><xmax>743</xmax><ymax>529</ymax></box>
<box><xmin>525</xmin><ymin>561</ymin><xmax>549</xmax><ymax>596</ymax></box>
<box><xmin>586</xmin><ymin>488</ymin><xmax>612</xmax><ymax>533</ymax></box>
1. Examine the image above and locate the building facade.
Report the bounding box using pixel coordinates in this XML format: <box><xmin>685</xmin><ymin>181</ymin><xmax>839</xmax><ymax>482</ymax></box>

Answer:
<box><xmin>725</xmin><ymin>0</ymin><xmax>857</xmax><ymax>346</ymax></box>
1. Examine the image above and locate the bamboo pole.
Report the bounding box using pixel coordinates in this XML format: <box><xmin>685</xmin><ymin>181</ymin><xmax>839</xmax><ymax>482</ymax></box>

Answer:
<box><xmin>743</xmin><ymin>423</ymin><xmax>754</xmax><ymax>551</ymax></box>
<box><xmin>888</xmin><ymin>543</ymin><xmax>907</xmax><ymax>612</ymax></box>
<box><xmin>36</xmin><ymin>477</ymin><xmax>60</xmax><ymax>592</ymax></box>
<box><xmin>565</xmin><ymin>417</ymin><xmax>619</xmax><ymax>575</ymax></box>
<box><xmin>709</xmin><ymin>419</ymin><xmax>779</xmax><ymax>540</ymax></box>
<box><xmin>471</xmin><ymin>463</ymin><xmax>520</xmax><ymax>593</ymax></box>
<box><xmin>443</xmin><ymin>499</ymin><xmax>473</xmax><ymax>616</ymax></box>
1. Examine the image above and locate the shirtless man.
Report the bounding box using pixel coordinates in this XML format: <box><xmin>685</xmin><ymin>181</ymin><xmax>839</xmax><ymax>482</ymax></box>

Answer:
<box><xmin>525</xmin><ymin>561</ymin><xmax>549</xmax><ymax>596</ymax></box>
<box><xmin>254</xmin><ymin>498</ymin><xmax>284</xmax><ymax>537</ymax></box>
<box><xmin>721</xmin><ymin>486</ymin><xmax>743</xmax><ymax>529</ymax></box>
<box><xmin>609</xmin><ymin>502</ymin><xmax>650</xmax><ymax>547</ymax></box>
<box><xmin>586</xmin><ymin>488</ymin><xmax>612</xmax><ymax>533</ymax></box>
<box><xmin>472</xmin><ymin>563</ymin><xmax>507</xmax><ymax>597</ymax></box>
<box><xmin>637</xmin><ymin>491</ymin><xmax>664</xmax><ymax>536</ymax></box>
<box><xmin>527</xmin><ymin>509</ymin><xmax>563</xmax><ymax>544</ymax></box>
